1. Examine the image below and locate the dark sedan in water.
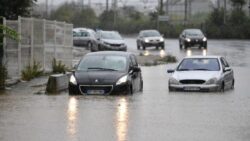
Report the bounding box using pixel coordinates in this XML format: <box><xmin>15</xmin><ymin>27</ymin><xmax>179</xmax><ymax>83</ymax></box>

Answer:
<box><xmin>69</xmin><ymin>51</ymin><xmax>143</xmax><ymax>95</ymax></box>
<box><xmin>179</xmin><ymin>29</ymin><xmax>207</xmax><ymax>49</ymax></box>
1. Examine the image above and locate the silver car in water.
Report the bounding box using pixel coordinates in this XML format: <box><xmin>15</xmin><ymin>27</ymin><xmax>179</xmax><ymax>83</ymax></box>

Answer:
<box><xmin>167</xmin><ymin>56</ymin><xmax>234</xmax><ymax>92</ymax></box>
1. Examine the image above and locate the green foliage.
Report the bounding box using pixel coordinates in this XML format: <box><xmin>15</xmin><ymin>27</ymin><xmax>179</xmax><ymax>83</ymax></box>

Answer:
<box><xmin>230</xmin><ymin>0</ymin><xmax>246</xmax><ymax>9</ymax></box>
<box><xmin>21</xmin><ymin>61</ymin><xmax>43</xmax><ymax>81</ymax></box>
<box><xmin>52</xmin><ymin>58</ymin><xmax>68</xmax><ymax>74</ymax></box>
<box><xmin>0</xmin><ymin>0</ymin><xmax>36</xmax><ymax>20</ymax></box>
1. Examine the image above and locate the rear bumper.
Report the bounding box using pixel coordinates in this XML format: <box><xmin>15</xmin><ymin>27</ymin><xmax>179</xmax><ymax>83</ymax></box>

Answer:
<box><xmin>169</xmin><ymin>84</ymin><xmax>219</xmax><ymax>92</ymax></box>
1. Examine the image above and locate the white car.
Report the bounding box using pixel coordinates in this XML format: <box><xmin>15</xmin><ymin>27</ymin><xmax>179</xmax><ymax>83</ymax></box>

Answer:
<box><xmin>167</xmin><ymin>56</ymin><xmax>234</xmax><ymax>92</ymax></box>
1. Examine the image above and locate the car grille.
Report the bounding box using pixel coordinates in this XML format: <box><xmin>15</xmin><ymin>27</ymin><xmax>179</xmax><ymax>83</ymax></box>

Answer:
<box><xmin>150</xmin><ymin>40</ymin><xmax>160</xmax><ymax>42</ymax></box>
<box><xmin>180</xmin><ymin>80</ymin><xmax>205</xmax><ymax>84</ymax></box>
<box><xmin>109</xmin><ymin>44</ymin><xmax>121</xmax><ymax>47</ymax></box>
<box><xmin>79</xmin><ymin>85</ymin><xmax>113</xmax><ymax>94</ymax></box>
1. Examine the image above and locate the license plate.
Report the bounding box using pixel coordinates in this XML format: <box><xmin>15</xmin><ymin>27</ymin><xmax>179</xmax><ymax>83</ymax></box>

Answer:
<box><xmin>87</xmin><ymin>90</ymin><xmax>105</xmax><ymax>95</ymax></box>
<box><xmin>184</xmin><ymin>87</ymin><xmax>200</xmax><ymax>91</ymax></box>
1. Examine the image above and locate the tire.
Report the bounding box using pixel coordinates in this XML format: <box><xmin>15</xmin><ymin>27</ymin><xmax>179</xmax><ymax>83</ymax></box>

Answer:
<box><xmin>231</xmin><ymin>80</ymin><xmax>235</xmax><ymax>89</ymax></box>
<box><xmin>87</xmin><ymin>42</ymin><xmax>92</xmax><ymax>50</ymax></box>
<box><xmin>142</xmin><ymin>45</ymin><xmax>146</xmax><ymax>50</ymax></box>
<box><xmin>220</xmin><ymin>82</ymin><xmax>225</xmax><ymax>92</ymax></box>
<box><xmin>168</xmin><ymin>85</ymin><xmax>174</xmax><ymax>92</ymax></box>
<box><xmin>156</xmin><ymin>46</ymin><xmax>159</xmax><ymax>50</ymax></box>
<box><xmin>139</xmin><ymin>80</ymin><xmax>143</xmax><ymax>92</ymax></box>
<box><xmin>137</xmin><ymin>43</ymin><xmax>140</xmax><ymax>50</ymax></box>
<box><xmin>128</xmin><ymin>85</ymin><xmax>133</xmax><ymax>95</ymax></box>
<box><xmin>161</xmin><ymin>45</ymin><xmax>165</xmax><ymax>49</ymax></box>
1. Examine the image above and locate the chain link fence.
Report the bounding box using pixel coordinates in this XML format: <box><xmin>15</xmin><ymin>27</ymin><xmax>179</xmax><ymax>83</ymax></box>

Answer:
<box><xmin>3</xmin><ymin>17</ymin><xmax>73</xmax><ymax>79</ymax></box>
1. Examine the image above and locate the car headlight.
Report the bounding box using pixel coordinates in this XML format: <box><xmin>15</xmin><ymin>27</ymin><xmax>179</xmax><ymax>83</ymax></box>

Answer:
<box><xmin>70</xmin><ymin>75</ymin><xmax>77</xmax><ymax>85</ymax></box>
<box><xmin>116</xmin><ymin>75</ymin><xmax>128</xmax><ymax>85</ymax></box>
<box><xmin>159</xmin><ymin>37</ymin><xmax>164</xmax><ymax>42</ymax></box>
<box><xmin>169</xmin><ymin>77</ymin><xmax>179</xmax><ymax>85</ymax></box>
<box><xmin>144</xmin><ymin>38</ymin><xmax>149</xmax><ymax>43</ymax></box>
<box><xmin>203</xmin><ymin>37</ymin><xmax>207</xmax><ymax>41</ymax></box>
<box><xmin>205</xmin><ymin>78</ymin><xmax>217</xmax><ymax>85</ymax></box>
<box><xmin>185</xmin><ymin>38</ymin><xmax>191</xmax><ymax>42</ymax></box>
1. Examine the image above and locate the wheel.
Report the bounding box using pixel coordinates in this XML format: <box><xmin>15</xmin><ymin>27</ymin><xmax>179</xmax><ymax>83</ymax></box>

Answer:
<box><xmin>161</xmin><ymin>45</ymin><xmax>165</xmax><ymax>49</ymax></box>
<box><xmin>220</xmin><ymin>82</ymin><xmax>225</xmax><ymax>92</ymax></box>
<box><xmin>179</xmin><ymin>41</ymin><xmax>182</xmax><ymax>49</ymax></box>
<box><xmin>231</xmin><ymin>80</ymin><xmax>235</xmax><ymax>89</ymax></box>
<box><xmin>137</xmin><ymin>43</ymin><xmax>140</xmax><ymax>50</ymax></box>
<box><xmin>204</xmin><ymin>44</ymin><xmax>207</xmax><ymax>49</ymax></box>
<box><xmin>139</xmin><ymin>80</ymin><xmax>143</xmax><ymax>92</ymax></box>
<box><xmin>156</xmin><ymin>46</ymin><xmax>159</xmax><ymax>50</ymax></box>
<box><xmin>168</xmin><ymin>85</ymin><xmax>174</xmax><ymax>92</ymax></box>
<box><xmin>87</xmin><ymin>42</ymin><xmax>92</xmax><ymax>50</ymax></box>
<box><xmin>142</xmin><ymin>45</ymin><xmax>146</xmax><ymax>50</ymax></box>
<box><xmin>128</xmin><ymin>85</ymin><xmax>133</xmax><ymax>95</ymax></box>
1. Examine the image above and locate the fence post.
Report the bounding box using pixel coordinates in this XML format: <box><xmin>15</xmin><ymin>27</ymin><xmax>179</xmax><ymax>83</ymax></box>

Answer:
<box><xmin>30</xmin><ymin>17</ymin><xmax>34</xmax><ymax>65</ymax></box>
<box><xmin>3</xmin><ymin>17</ymin><xmax>6</xmax><ymax>63</ymax></box>
<box><xmin>18</xmin><ymin>16</ymin><xmax>22</xmax><ymax>76</ymax></box>
<box><xmin>43</xmin><ymin>19</ymin><xmax>46</xmax><ymax>70</ymax></box>
<box><xmin>54</xmin><ymin>20</ymin><xmax>57</xmax><ymax>60</ymax></box>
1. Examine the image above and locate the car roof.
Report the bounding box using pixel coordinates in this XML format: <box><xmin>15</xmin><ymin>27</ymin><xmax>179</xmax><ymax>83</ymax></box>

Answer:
<box><xmin>73</xmin><ymin>28</ymin><xmax>95</xmax><ymax>32</ymax></box>
<box><xmin>85</xmin><ymin>51</ymin><xmax>134</xmax><ymax>57</ymax></box>
<box><xmin>140</xmin><ymin>29</ymin><xmax>159</xmax><ymax>33</ymax></box>
<box><xmin>184</xmin><ymin>55</ymin><xmax>221</xmax><ymax>59</ymax></box>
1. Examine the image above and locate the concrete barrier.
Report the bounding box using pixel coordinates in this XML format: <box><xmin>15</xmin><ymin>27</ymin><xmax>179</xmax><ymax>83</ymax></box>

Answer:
<box><xmin>46</xmin><ymin>73</ymin><xmax>71</xmax><ymax>93</ymax></box>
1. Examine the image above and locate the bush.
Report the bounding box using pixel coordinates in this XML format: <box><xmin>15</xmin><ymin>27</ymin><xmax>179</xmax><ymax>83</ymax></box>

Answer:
<box><xmin>52</xmin><ymin>58</ymin><xmax>68</xmax><ymax>74</ymax></box>
<box><xmin>158</xmin><ymin>55</ymin><xmax>178</xmax><ymax>63</ymax></box>
<box><xmin>21</xmin><ymin>61</ymin><xmax>43</xmax><ymax>81</ymax></box>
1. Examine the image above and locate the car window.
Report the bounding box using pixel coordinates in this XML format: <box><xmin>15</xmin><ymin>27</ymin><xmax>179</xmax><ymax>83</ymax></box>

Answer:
<box><xmin>177</xmin><ymin>58</ymin><xmax>220</xmax><ymax>71</ymax></box>
<box><xmin>101</xmin><ymin>31</ymin><xmax>122</xmax><ymax>40</ymax></box>
<box><xmin>220</xmin><ymin>57</ymin><xmax>230</xmax><ymax>68</ymax></box>
<box><xmin>78</xmin><ymin>55</ymin><xmax>127</xmax><ymax>72</ymax></box>
<box><xmin>130</xmin><ymin>55</ymin><xmax>138</xmax><ymax>66</ymax></box>
<box><xmin>142</xmin><ymin>30</ymin><xmax>160</xmax><ymax>37</ymax></box>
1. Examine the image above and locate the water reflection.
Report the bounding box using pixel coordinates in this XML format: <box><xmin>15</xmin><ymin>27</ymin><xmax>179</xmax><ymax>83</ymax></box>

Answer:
<box><xmin>160</xmin><ymin>49</ymin><xmax>166</xmax><ymax>58</ymax></box>
<box><xmin>186</xmin><ymin>49</ymin><xmax>192</xmax><ymax>56</ymax></box>
<box><xmin>203</xmin><ymin>49</ymin><xmax>207</xmax><ymax>56</ymax></box>
<box><xmin>116</xmin><ymin>97</ymin><xmax>128</xmax><ymax>141</ymax></box>
<box><xmin>67</xmin><ymin>97</ymin><xmax>78</xmax><ymax>140</ymax></box>
<box><xmin>144</xmin><ymin>50</ymin><xmax>150</xmax><ymax>56</ymax></box>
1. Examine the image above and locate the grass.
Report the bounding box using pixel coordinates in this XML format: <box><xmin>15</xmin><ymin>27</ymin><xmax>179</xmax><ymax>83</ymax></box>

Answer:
<box><xmin>52</xmin><ymin>58</ymin><xmax>68</xmax><ymax>74</ymax></box>
<box><xmin>21</xmin><ymin>61</ymin><xmax>43</xmax><ymax>81</ymax></box>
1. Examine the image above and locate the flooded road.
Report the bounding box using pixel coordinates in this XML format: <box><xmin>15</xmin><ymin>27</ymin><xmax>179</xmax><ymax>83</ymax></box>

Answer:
<box><xmin>1</xmin><ymin>39</ymin><xmax>250</xmax><ymax>141</ymax></box>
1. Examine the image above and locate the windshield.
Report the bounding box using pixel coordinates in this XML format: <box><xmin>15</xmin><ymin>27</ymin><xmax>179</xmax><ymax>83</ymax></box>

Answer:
<box><xmin>77</xmin><ymin>55</ymin><xmax>127</xmax><ymax>72</ymax></box>
<box><xmin>185</xmin><ymin>29</ymin><xmax>203</xmax><ymax>37</ymax></box>
<box><xmin>177</xmin><ymin>58</ymin><xmax>220</xmax><ymax>71</ymax></box>
<box><xmin>100</xmin><ymin>31</ymin><xmax>122</xmax><ymax>40</ymax></box>
<box><xmin>142</xmin><ymin>30</ymin><xmax>161</xmax><ymax>37</ymax></box>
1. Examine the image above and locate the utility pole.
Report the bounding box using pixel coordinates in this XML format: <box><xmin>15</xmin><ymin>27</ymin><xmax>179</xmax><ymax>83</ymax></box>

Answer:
<box><xmin>224</xmin><ymin>0</ymin><xmax>227</xmax><ymax>24</ymax></box>
<box><xmin>106</xmin><ymin>0</ymin><xmax>109</xmax><ymax>11</ymax></box>
<box><xmin>159</xmin><ymin>0</ymin><xmax>164</xmax><ymax>15</ymax></box>
<box><xmin>217</xmin><ymin>0</ymin><xmax>220</xmax><ymax>8</ymax></box>
<box><xmin>184</xmin><ymin>0</ymin><xmax>188</xmax><ymax>23</ymax></box>
<box><xmin>45</xmin><ymin>0</ymin><xmax>48</xmax><ymax>18</ymax></box>
<box><xmin>113</xmin><ymin>0</ymin><xmax>117</xmax><ymax>29</ymax></box>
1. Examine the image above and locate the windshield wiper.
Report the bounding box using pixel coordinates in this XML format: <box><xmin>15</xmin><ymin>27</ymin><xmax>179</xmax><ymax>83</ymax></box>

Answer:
<box><xmin>193</xmin><ymin>68</ymin><xmax>210</xmax><ymax>71</ymax></box>
<box><xmin>178</xmin><ymin>69</ymin><xmax>191</xmax><ymax>71</ymax></box>
<box><xmin>87</xmin><ymin>67</ymin><xmax>118</xmax><ymax>71</ymax></box>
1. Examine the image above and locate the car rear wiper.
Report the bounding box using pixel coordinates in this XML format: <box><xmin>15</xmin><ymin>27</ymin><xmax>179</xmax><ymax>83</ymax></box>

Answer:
<box><xmin>87</xmin><ymin>67</ymin><xmax>118</xmax><ymax>71</ymax></box>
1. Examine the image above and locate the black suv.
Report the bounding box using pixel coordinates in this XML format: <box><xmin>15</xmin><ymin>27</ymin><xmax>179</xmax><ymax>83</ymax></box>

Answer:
<box><xmin>179</xmin><ymin>29</ymin><xmax>207</xmax><ymax>49</ymax></box>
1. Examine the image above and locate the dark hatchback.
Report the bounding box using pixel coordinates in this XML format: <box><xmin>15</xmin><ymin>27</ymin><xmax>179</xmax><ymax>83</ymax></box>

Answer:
<box><xmin>69</xmin><ymin>51</ymin><xmax>143</xmax><ymax>95</ymax></box>
<box><xmin>179</xmin><ymin>29</ymin><xmax>207</xmax><ymax>49</ymax></box>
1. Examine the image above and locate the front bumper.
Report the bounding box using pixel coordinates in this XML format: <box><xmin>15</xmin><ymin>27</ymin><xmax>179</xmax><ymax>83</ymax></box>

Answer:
<box><xmin>185</xmin><ymin>40</ymin><xmax>207</xmax><ymax>47</ymax></box>
<box><xmin>169</xmin><ymin>84</ymin><xmax>219</xmax><ymax>92</ymax></box>
<box><xmin>100</xmin><ymin>44</ymin><xmax>127</xmax><ymax>51</ymax></box>
<box><xmin>143</xmin><ymin>41</ymin><xmax>164</xmax><ymax>47</ymax></box>
<box><xmin>68</xmin><ymin>82</ymin><xmax>130</xmax><ymax>95</ymax></box>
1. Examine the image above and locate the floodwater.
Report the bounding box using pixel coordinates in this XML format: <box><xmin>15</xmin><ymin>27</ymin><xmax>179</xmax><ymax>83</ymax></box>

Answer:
<box><xmin>1</xmin><ymin>39</ymin><xmax>250</xmax><ymax>141</ymax></box>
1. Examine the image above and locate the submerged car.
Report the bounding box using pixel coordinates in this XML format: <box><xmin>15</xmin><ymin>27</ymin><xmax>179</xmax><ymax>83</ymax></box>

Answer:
<box><xmin>69</xmin><ymin>51</ymin><xmax>143</xmax><ymax>95</ymax></box>
<box><xmin>136</xmin><ymin>30</ymin><xmax>165</xmax><ymax>50</ymax></box>
<box><xmin>167</xmin><ymin>56</ymin><xmax>234</xmax><ymax>92</ymax></box>
<box><xmin>73</xmin><ymin>28</ymin><xmax>96</xmax><ymax>48</ymax></box>
<box><xmin>179</xmin><ymin>29</ymin><xmax>207</xmax><ymax>49</ymax></box>
<box><xmin>91</xmin><ymin>30</ymin><xmax>127</xmax><ymax>52</ymax></box>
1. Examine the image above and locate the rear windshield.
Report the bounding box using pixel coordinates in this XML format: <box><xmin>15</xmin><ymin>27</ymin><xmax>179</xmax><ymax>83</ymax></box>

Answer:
<box><xmin>177</xmin><ymin>58</ymin><xmax>220</xmax><ymax>71</ymax></box>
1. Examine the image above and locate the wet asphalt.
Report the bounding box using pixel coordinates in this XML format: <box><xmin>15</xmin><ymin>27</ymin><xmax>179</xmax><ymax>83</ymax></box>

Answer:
<box><xmin>1</xmin><ymin>38</ymin><xmax>250</xmax><ymax>141</ymax></box>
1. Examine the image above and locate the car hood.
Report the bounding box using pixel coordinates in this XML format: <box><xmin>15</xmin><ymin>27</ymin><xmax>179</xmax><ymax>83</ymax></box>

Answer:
<box><xmin>143</xmin><ymin>36</ymin><xmax>162</xmax><ymax>40</ymax></box>
<box><xmin>172</xmin><ymin>71</ymin><xmax>221</xmax><ymax>81</ymax></box>
<box><xmin>74</xmin><ymin>71</ymin><xmax>126</xmax><ymax>85</ymax></box>
<box><xmin>101</xmin><ymin>39</ymin><xmax>125</xmax><ymax>44</ymax></box>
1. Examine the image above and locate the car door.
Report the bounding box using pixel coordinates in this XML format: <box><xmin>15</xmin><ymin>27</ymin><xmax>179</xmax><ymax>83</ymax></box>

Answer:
<box><xmin>220</xmin><ymin>57</ymin><xmax>234</xmax><ymax>89</ymax></box>
<box><xmin>130</xmin><ymin>55</ymin><xmax>141</xmax><ymax>92</ymax></box>
<box><xmin>79</xmin><ymin>31</ymin><xmax>88</xmax><ymax>46</ymax></box>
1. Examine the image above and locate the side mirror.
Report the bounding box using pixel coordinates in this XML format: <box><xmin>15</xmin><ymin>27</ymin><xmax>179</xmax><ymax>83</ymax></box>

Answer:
<box><xmin>167</xmin><ymin>69</ymin><xmax>175</xmax><ymax>73</ymax></box>
<box><xmin>130</xmin><ymin>66</ymin><xmax>141</xmax><ymax>73</ymax></box>
<box><xmin>223</xmin><ymin>67</ymin><xmax>231</xmax><ymax>72</ymax></box>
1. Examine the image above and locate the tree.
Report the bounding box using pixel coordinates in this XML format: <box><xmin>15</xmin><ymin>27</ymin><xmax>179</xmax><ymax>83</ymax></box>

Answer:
<box><xmin>72</xmin><ymin>8</ymin><xmax>98</xmax><ymax>28</ymax></box>
<box><xmin>230</xmin><ymin>0</ymin><xmax>246</xmax><ymax>9</ymax></box>
<box><xmin>0</xmin><ymin>0</ymin><xmax>37</xmax><ymax>20</ymax></box>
